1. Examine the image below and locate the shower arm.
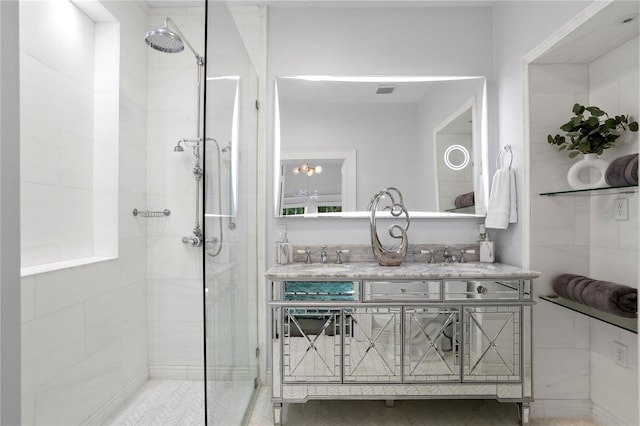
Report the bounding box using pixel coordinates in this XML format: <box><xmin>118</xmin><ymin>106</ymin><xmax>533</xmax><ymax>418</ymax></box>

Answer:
<box><xmin>163</xmin><ymin>17</ymin><xmax>204</xmax><ymax>66</ymax></box>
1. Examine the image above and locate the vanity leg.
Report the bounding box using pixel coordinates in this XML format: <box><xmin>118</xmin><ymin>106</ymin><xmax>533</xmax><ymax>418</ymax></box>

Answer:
<box><xmin>517</xmin><ymin>402</ymin><xmax>530</xmax><ymax>426</ymax></box>
<box><xmin>273</xmin><ymin>402</ymin><xmax>283</xmax><ymax>425</ymax></box>
<box><xmin>385</xmin><ymin>399</ymin><xmax>395</xmax><ymax>408</ymax></box>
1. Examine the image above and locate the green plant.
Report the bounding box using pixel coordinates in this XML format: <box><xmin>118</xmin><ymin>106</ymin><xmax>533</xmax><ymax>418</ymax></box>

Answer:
<box><xmin>547</xmin><ymin>103</ymin><xmax>638</xmax><ymax>158</ymax></box>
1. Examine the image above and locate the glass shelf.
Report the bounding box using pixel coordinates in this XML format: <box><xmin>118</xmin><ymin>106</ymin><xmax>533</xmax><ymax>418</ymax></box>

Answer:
<box><xmin>540</xmin><ymin>295</ymin><xmax>637</xmax><ymax>334</ymax></box>
<box><xmin>445</xmin><ymin>205</ymin><xmax>476</xmax><ymax>213</ymax></box>
<box><xmin>539</xmin><ymin>185</ymin><xmax>637</xmax><ymax>197</ymax></box>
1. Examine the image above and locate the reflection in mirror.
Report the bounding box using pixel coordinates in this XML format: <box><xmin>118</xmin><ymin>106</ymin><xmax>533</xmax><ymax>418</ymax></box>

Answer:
<box><xmin>434</xmin><ymin>98</ymin><xmax>475</xmax><ymax>213</ymax></box>
<box><xmin>278</xmin><ymin>149</ymin><xmax>356</xmax><ymax>216</ymax></box>
<box><xmin>205</xmin><ymin>76</ymin><xmax>239</xmax><ymax>220</ymax></box>
<box><xmin>274</xmin><ymin>76</ymin><xmax>488</xmax><ymax>218</ymax></box>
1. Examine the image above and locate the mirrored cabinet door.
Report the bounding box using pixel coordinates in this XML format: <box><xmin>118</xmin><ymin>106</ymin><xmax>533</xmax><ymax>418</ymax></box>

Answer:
<box><xmin>282</xmin><ymin>307</ymin><xmax>342</xmax><ymax>383</ymax></box>
<box><xmin>344</xmin><ymin>307</ymin><xmax>402</xmax><ymax>383</ymax></box>
<box><xmin>404</xmin><ymin>307</ymin><xmax>461</xmax><ymax>382</ymax></box>
<box><xmin>463</xmin><ymin>306</ymin><xmax>522</xmax><ymax>382</ymax></box>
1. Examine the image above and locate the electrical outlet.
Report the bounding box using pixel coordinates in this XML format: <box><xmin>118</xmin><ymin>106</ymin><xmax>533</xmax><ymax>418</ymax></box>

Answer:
<box><xmin>614</xmin><ymin>198</ymin><xmax>629</xmax><ymax>221</ymax></box>
<box><xmin>613</xmin><ymin>342</ymin><xmax>628</xmax><ymax>368</ymax></box>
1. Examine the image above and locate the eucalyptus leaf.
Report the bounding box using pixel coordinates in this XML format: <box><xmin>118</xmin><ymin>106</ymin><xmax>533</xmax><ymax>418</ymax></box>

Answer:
<box><xmin>586</xmin><ymin>106</ymin><xmax>604</xmax><ymax>117</ymax></box>
<box><xmin>572</xmin><ymin>103</ymin><xmax>584</xmax><ymax>115</ymax></box>
<box><xmin>586</xmin><ymin>116</ymin><xmax>599</xmax><ymax>127</ymax></box>
<box><xmin>547</xmin><ymin>103</ymin><xmax>639</xmax><ymax>157</ymax></box>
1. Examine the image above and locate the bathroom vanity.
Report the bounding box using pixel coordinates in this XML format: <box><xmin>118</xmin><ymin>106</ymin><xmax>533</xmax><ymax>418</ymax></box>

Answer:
<box><xmin>266</xmin><ymin>260</ymin><xmax>539</xmax><ymax>425</ymax></box>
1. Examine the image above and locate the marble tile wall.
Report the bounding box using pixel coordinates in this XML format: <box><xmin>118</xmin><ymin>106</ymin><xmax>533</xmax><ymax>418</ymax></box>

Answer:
<box><xmin>20</xmin><ymin>1</ymin><xmax>150</xmax><ymax>424</ymax></box>
<box><xmin>145</xmin><ymin>5</ymin><xmax>206</xmax><ymax>379</ymax></box>
<box><xmin>529</xmin><ymin>31</ymin><xmax>639</xmax><ymax>423</ymax></box>
<box><xmin>528</xmin><ymin>59</ymin><xmax>593</xmax><ymax>421</ymax></box>
<box><xmin>19</xmin><ymin>0</ymin><xmax>100</xmax><ymax>267</ymax></box>
<box><xmin>586</xmin><ymin>35</ymin><xmax>639</xmax><ymax>426</ymax></box>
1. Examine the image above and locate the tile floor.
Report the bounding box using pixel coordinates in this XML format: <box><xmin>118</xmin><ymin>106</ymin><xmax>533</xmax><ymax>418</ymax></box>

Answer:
<box><xmin>104</xmin><ymin>379</ymin><xmax>253</xmax><ymax>426</ymax></box>
<box><xmin>104</xmin><ymin>380</ymin><xmax>600</xmax><ymax>425</ymax></box>
<box><xmin>246</xmin><ymin>386</ymin><xmax>599</xmax><ymax>426</ymax></box>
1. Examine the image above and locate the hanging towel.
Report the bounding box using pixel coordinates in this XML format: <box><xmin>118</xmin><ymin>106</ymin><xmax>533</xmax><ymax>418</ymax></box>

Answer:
<box><xmin>485</xmin><ymin>168</ymin><xmax>517</xmax><ymax>229</ymax></box>
<box><xmin>475</xmin><ymin>173</ymin><xmax>487</xmax><ymax>216</ymax></box>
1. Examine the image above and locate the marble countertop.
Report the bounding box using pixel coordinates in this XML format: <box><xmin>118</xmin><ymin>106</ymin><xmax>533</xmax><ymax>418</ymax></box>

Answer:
<box><xmin>265</xmin><ymin>261</ymin><xmax>540</xmax><ymax>281</ymax></box>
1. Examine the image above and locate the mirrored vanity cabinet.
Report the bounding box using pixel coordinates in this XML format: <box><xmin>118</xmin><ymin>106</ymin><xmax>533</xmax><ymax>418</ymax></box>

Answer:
<box><xmin>266</xmin><ymin>261</ymin><xmax>539</xmax><ymax>425</ymax></box>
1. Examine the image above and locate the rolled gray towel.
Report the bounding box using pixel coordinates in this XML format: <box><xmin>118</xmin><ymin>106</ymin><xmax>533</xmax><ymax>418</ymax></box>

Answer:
<box><xmin>454</xmin><ymin>191</ymin><xmax>474</xmax><ymax>209</ymax></box>
<box><xmin>552</xmin><ymin>273</ymin><xmax>637</xmax><ymax>318</ymax></box>
<box><xmin>624</xmin><ymin>154</ymin><xmax>638</xmax><ymax>185</ymax></box>
<box><xmin>605</xmin><ymin>154</ymin><xmax>635</xmax><ymax>187</ymax></box>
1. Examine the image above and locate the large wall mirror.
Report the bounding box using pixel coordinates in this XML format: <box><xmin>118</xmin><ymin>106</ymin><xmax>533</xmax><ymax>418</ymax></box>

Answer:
<box><xmin>274</xmin><ymin>76</ymin><xmax>489</xmax><ymax>218</ymax></box>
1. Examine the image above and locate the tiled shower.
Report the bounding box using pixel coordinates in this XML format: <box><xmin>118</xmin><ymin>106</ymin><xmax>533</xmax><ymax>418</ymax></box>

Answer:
<box><xmin>19</xmin><ymin>1</ymin><xmax>258</xmax><ymax>424</ymax></box>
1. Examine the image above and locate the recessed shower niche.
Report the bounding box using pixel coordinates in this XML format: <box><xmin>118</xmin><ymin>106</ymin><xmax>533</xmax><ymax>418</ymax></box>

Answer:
<box><xmin>20</xmin><ymin>0</ymin><xmax>119</xmax><ymax>272</ymax></box>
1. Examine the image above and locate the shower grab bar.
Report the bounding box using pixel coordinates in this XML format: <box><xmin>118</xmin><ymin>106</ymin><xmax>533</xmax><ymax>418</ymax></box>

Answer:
<box><xmin>132</xmin><ymin>208</ymin><xmax>171</xmax><ymax>218</ymax></box>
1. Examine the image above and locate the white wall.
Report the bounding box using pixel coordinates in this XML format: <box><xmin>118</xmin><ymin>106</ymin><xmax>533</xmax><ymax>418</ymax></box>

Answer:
<box><xmin>0</xmin><ymin>0</ymin><xmax>22</xmax><ymax>423</ymax></box>
<box><xmin>492</xmin><ymin>0</ymin><xmax>593</xmax><ymax>266</ymax></box>
<box><xmin>19</xmin><ymin>1</ymin><xmax>150</xmax><ymax>424</ymax></box>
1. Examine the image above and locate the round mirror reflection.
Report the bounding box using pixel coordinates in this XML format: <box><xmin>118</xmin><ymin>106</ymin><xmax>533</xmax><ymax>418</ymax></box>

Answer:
<box><xmin>444</xmin><ymin>144</ymin><xmax>470</xmax><ymax>171</ymax></box>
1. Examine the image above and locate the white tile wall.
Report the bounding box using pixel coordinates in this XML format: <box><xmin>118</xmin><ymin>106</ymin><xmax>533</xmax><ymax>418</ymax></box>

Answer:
<box><xmin>586</xmin><ymin>35</ymin><xmax>639</xmax><ymax>426</ymax></box>
<box><xmin>146</xmin><ymin>5</ymin><xmax>207</xmax><ymax>379</ymax></box>
<box><xmin>20</xmin><ymin>0</ymin><xmax>150</xmax><ymax>424</ymax></box>
<box><xmin>20</xmin><ymin>0</ymin><xmax>120</xmax><ymax>268</ymax></box>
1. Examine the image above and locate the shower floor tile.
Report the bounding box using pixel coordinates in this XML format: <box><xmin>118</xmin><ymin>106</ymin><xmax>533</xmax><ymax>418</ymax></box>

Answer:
<box><xmin>104</xmin><ymin>379</ymin><xmax>255</xmax><ymax>426</ymax></box>
<box><xmin>104</xmin><ymin>380</ymin><xmax>204</xmax><ymax>426</ymax></box>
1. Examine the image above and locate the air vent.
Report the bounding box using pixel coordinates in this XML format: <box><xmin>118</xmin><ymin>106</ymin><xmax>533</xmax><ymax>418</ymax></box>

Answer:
<box><xmin>376</xmin><ymin>86</ymin><xmax>395</xmax><ymax>94</ymax></box>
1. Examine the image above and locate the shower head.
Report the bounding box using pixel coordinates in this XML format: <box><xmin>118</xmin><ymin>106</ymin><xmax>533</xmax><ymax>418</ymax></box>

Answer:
<box><xmin>222</xmin><ymin>143</ymin><xmax>232</xmax><ymax>153</ymax></box>
<box><xmin>145</xmin><ymin>27</ymin><xmax>184</xmax><ymax>53</ymax></box>
<box><xmin>173</xmin><ymin>142</ymin><xmax>185</xmax><ymax>152</ymax></box>
<box><xmin>145</xmin><ymin>17</ymin><xmax>204</xmax><ymax>65</ymax></box>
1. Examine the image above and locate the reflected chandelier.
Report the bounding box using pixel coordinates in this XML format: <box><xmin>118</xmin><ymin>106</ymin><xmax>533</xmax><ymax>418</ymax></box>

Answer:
<box><xmin>292</xmin><ymin>163</ymin><xmax>323</xmax><ymax>176</ymax></box>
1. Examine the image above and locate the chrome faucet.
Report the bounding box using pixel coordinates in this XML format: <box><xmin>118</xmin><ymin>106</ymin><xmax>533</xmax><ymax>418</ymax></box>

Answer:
<box><xmin>320</xmin><ymin>246</ymin><xmax>328</xmax><ymax>264</ymax></box>
<box><xmin>442</xmin><ymin>246</ymin><xmax>457</xmax><ymax>263</ymax></box>
<box><xmin>335</xmin><ymin>248</ymin><xmax>350</xmax><ymax>264</ymax></box>
<box><xmin>297</xmin><ymin>249</ymin><xmax>312</xmax><ymax>263</ymax></box>
<box><xmin>419</xmin><ymin>249</ymin><xmax>436</xmax><ymax>264</ymax></box>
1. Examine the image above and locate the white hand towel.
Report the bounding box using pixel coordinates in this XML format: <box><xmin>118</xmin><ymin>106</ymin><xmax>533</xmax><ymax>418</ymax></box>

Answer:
<box><xmin>475</xmin><ymin>173</ymin><xmax>487</xmax><ymax>216</ymax></box>
<box><xmin>485</xmin><ymin>168</ymin><xmax>517</xmax><ymax>229</ymax></box>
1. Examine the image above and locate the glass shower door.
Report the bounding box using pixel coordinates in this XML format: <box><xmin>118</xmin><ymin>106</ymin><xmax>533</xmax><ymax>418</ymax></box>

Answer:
<box><xmin>203</xmin><ymin>2</ymin><xmax>258</xmax><ymax>424</ymax></box>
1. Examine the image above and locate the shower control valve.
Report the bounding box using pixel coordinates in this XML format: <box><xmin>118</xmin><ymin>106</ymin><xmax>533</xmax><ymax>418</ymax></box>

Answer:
<box><xmin>182</xmin><ymin>235</ymin><xmax>202</xmax><ymax>247</ymax></box>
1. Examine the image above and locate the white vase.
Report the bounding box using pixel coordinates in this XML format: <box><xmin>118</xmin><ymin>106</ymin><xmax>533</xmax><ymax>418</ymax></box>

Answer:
<box><xmin>567</xmin><ymin>153</ymin><xmax>609</xmax><ymax>190</ymax></box>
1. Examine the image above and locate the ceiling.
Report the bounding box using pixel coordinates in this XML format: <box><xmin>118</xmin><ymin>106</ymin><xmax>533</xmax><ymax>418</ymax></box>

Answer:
<box><xmin>145</xmin><ymin>0</ymin><xmax>203</xmax><ymax>7</ymax></box>
<box><xmin>532</xmin><ymin>1</ymin><xmax>639</xmax><ymax>64</ymax></box>
<box><xmin>145</xmin><ymin>0</ymin><xmax>495</xmax><ymax>8</ymax></box>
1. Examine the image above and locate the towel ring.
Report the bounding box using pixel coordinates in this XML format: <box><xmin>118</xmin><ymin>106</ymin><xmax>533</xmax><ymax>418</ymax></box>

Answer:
<box><xmin>496</xmin><ymin>145</ymin><xmax>513</xmax><ymax>169</ymax></box>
